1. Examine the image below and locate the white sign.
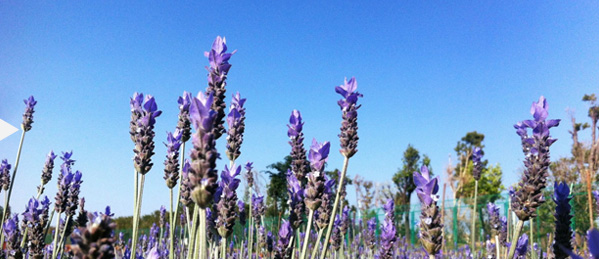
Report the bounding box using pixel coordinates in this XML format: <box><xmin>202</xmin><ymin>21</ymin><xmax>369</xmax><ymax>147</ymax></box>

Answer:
<box><xmin>0</xmin><ymin>119</ymin><xmax>18</xmax><ymax>141</ymax></box>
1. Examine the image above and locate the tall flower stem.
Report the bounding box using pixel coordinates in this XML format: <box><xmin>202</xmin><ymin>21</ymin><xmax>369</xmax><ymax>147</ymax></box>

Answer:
<box><xmin>507</xmin><ymin>219</ymin><xmax>524</xmax><ymax>259</ymax></box>
<box><xmin>198</xmin><ymin>208</ymin><xmax>207</xmax><ymax>259</ymax></box>
<box><xmin>587</xmin><ymin>168</ymin><xmax>594</xmax><ymax>229</ymax></box>
<box><xmin>50</xmin><ymin>212</ymin><xmax>62</xmax><ymax>259</ymax></box>
<box><xmin>320</xmin><ymin>156</ymin><xmax>349</xmax><ymax>258</ymax></box>
<box><xmin>495</xmin><ymin>235</ymin><xmax>500</xmax><ymax>259</ymax></box>
<box><xmin>310</xmin><ymin>229</ymin><xmax>325</xmax><ymax>259</ymax></box>
<box><xmin>221</xmin><ymin>237</ymin><xmax>226</xmax><ymax>258</ymax></box>
<box><xmin>248</xmin><ymin>193</ymin><xmax>254</xmax><ymax>258</ymax></box>
<box><xmin>471</xmin><ymin>180</ymin><xmax>478</xmax><ymax>252</ymax></box>
<box><xmin>299</xmin><ymin>209</ymin><xmax>315</xmax><ymax>259</ymax></box>
<box><xmin>55</xmin><ymin>215</ymin><xmax>72</xmax><ymax>258</ymax></box>
<box><xmin>170</xmin><ymin>143</ymin><xmax>185</xmax><ymax>259</ymax></box>
<box><xmin>187</xmin><ymin>206</ymin><xmax>199</xmax><ymax>259</ymax></box>
<box><xmin>530</xmin><ymin>220</ymin><xmax>535</xmax><ymax>259</ymax></box>
<box><xmin>0</xmin><ymin>130</ymin><xmax>25</xmax><ymax>245</ymax></box>
<box><xmin>131</xmin><ymin>174</ymin><xmax>146</xmax><ymax>258</ymax></box>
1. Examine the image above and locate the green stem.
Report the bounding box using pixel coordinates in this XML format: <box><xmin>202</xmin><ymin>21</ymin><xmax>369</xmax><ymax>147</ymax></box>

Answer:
<box><xmin>56</xmin><ymin>215</ymin><xmax>72</xmax><ymax>258</ymax></box>
<box><xmin>495</xmin><ymin>235</ymin><xmax>500</xmax><ymax>259</ymax></box>
<box><xmin>310</xmin><ymin>229</ymin><xmax>325</xmax><ymax>259</ymax></box>
<box><xmin>171</xmin><ymin>142</ymin><xmax>186</xmax><ymax>259</ymax></box>
<box><xmin>507</xmin><ymin>219</ymin><xmax>524</xmax><ymax>259</ymax></box>
<box><xmin>530</xmin><ymin>220</ymin><xmax>535</xmax><ymax>259</ymax></box>
<box><xmin>50</xmin><ymin>212</ymin><xmax>61</xmax><ymax>259</ymax></box>
<box><xmin>299</xmin><ymin>209</ymin><xmax>314</xmax><ymax>259</ymax></box>
<box><xmin>248</xmin><ymin>192</ymin><xmax>254</xmax><ymax>258</ymax></box>
<box><xmin>320</xmin><ymin>157</ymin><xmax>349</xmax><ymax>259</ymax></box>
<box><xmin>187</xmin><ymin>206</ymin><xmax>199</xmax><ymax>259</ymax></box>
<box><xmin>198</xmin><ymin>208</ymin><xmax>206</xmax><ymax>259</ymax></box>
<box><xmin>0</xmin><ymin>130</ymin><xmax>26</xmax><ymax>246</ymax></box>
<box><xmin>131</xmin><ymin>173</ymin><xmax>146</xmax><ymax>258</ymax></box>
<box><xmin>221</xmin><ymin>237</ymin><xmax>226</xmax><ymax>258</ymax></box>
<box><xmin>471</xmin><ymin>180</ymin><xmax>478</xmax><ymax>253</ymax></box>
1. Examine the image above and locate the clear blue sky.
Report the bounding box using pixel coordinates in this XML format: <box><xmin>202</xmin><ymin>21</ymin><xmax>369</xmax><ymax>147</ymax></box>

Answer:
<box><xmin>1</xmin><ymin>2</ymin><xmax>598</xmax><ymax>217</ymax></box>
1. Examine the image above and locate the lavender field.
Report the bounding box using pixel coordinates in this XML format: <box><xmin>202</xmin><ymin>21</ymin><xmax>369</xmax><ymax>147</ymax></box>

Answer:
<box><xmin>3</xmin><ymin>2</ymin><xmax>599</xmax><ymax>259</ymax></box>
<box><xmin>2</xmin><ymin>35</ymin><xmax>599</xmax><ymax>259</ymax></box>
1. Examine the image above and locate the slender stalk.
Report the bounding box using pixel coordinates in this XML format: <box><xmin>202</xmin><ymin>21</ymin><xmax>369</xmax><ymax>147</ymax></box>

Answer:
<box><xmin>310</xmin><ymin>228</ymin><xmax>325</xmax><ymax>259</ymax></box>
<box><xmin>320</xmin><ymin>157</ymin><xmax>349</xmax><ymax>259</ymax></box>
<box><xmin>187</xmin><ymin>206</ymin><xmax>199</xmax><ymax>259</ymax></box>
<box><xmin>507</xmin><ymin>219</ymin><xmax>524</xmax><ymax>259</ymax></box>
<box><xmin>299</xmin><ymin>209</ymin><xmax>314</xmax><ymax>259</ymax></box>
<box><xmin>0</xmin><ymin>130</ymin><xmax>26</xmax><ymax>245</ymax></box>
<box><xmin>530</xmin><ymin>220</ymin><xmax>535</xmax><ymax>259</ymax></box>
<box><xmin>221</xmin><ymin>237</ymin><xmax>226</xmax><ymax>258</ymax></box>
<box><xmin>171</xmin><ymin>142</ymin><xmax>186</xmax><ymax>259</ymax></box>
<box><xmin>428</xmin><ymin>255</ymin><xmax>435</xmax><ymax>259</ymax></box>
<box><xmin>50</xmin><ymin>212</ymin><xmax>61</xmax><ymax>259</ymax></box>
<box><xmin>131</xmin><ymin>174</ymin><xmax>146</xmax><ymax>258</ymax></box>
<box><xmin>199</xmin><ymin>208</ymin><xmax>207</xmax><ymax>259</ymax></box>
<box><xmin>248</xmin><ymin>192</ymin><xmax>254</xmax><ymax>258</ymax></box>
<box><xmin>55</xmin><ymin>215</ymin><xmax>72</xmax><ymax>258</ymax></box>
<box><xmin>495</xmin><ymin>235</ymin><xmax>500</xmax><ymax>259</ymax></box>
<box><xmin>471</xmin><ymin>180</ymin><xmax>478</xmax><ymax>253</ymax></box>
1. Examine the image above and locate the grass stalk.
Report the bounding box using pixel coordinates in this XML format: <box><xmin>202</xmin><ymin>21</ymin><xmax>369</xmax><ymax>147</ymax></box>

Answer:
<box><xmin>0</xmin><ymin>130</ymin><xmax>26</xmax><ymax>245</ymax></box>
<box><xmin>471</xmin><ymin>180</ymin><xmax>478</xmax><ymax>253</ymax></box>
<box><xmin>299</xmin><ymin>209</ymin><xmax>314</xmax><ymax>259</ymax></box>
<box><xmin>507</xmin><ymin>219</ymin><xmax>524</xmax><ymax>259</ymax></box>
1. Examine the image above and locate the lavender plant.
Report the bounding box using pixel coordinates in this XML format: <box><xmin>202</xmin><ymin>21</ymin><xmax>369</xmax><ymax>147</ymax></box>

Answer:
<box><xmin>322</xmin><ymin>77</ymin><xmax>362</xmax><ymax>259</ymax></box>
<box><xmin>226</xmin><ymin>92</ymin><xmax>246</xmax><ymax>163</ymax></box>
<box><xmin>552</xmin><ymin>182</ymin><xmax>573</xmax><ymax>259</ymax></box>
<box><xmin>379</xmin><ymin>199</ymin><xmax>397</xmax><ymax>259</ymax></box>
<box><xmin>414</xmin><ymin>165</ymin><xmax>442</xmax><ymax>258</ymax></box>
<box><xmin>205</xmin><ymin>36</ymin><xmax>235</xmax><ymax>140</ymax></box>
<box><xmin>470</xmin><ymin>146</ymin><xmax>483</xmax><ymax>251</ymax></box>
<box><xmin>508</xmin><ymin>96</ymin><xmax>560</xmax><ymax>258</ymax></box>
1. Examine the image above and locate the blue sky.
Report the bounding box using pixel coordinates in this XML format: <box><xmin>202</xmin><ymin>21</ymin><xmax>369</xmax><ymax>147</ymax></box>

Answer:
<box><xmin>1</xmin><ymin>1</ymin><xmax>598</xmax><ymax>217</ymax></box>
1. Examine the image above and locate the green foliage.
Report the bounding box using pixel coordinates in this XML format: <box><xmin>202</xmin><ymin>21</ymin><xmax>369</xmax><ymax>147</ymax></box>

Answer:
<box><xmin>264</xmin><ymin>156</ymin><xmax>292</xmax><ymax>217</ymax></box>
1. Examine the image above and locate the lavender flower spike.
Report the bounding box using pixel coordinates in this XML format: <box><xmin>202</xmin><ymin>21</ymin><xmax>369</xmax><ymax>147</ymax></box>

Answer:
<box><xmin>487</xmin><ymin>203</ymin><xmax>507</xmax><ymax>247</ymax></box>
<box><xmin>131</xmin><ymin>93</ymin><xmax>162</xmax><ymax>175</ymax></box>
<box><xmin>188</xmin><ymin>91</ymin><xmax>219</xmax><ymax>208</ymax></box>
<box><xmin>315</xmin><ymin>178</ymin><xmax>334</xmax><ymax>230</ymax></box>
<box><xmin>0</xmin><ymin>159</ymin><xmax>11</xmax><ymax>191</ymax></box>
<box><xmin>287</xmin><ymin>170</ymin><xmax>304</xmax><ymax>230</ymax></box>
<box><xmin>305</xmin><ymin>139</ymin><xmax>330</xmax><ymax>211</ymax></box>
<box><xmin>226</xmin><ymin>92</ymin><xmax>246</xmax><ymax>161</ymax></box>
<box><xmin>4</xmin><ymin>214</ymin><xmax>22</xmax><ymax>259</ymax></box>
<box><xmin>335</xmin><ymin>77</ymin><xmax>362</xmax><ymax>158</ymax></box>
<box><xmin>177</xmin><ymin>91</ymin><xmax>193</xmax><ymax>143</ymax></box>
<box><xmin>553</xmin><ymin>182</ymin><xmax>573</xmax><ymax>259</ymax></box>
<box><xmin>288</xmin><ymin>110</ymin><xmax>310</xmax><ymax>185</ymax></box>
<box><xmin>37</xmin><ymin>150</ymin><xmax>57</xmax><ymax>194</ymax></box>
<box><xmin>22</xmin><ymin>95</ymin><xmax>37</xmax><ymax>132</ymax></box>
<box><xmin>179</xmin><ymin>159</ymin><xmax>193</xmax><ymax>207</ymax></box>
<box><xmin>24</xmin><ymin>196</ymin><xmax>50</xmax><ymax>259</ymax></box>
<box><xmin>70</xmin><ymin>211</ymin><xmax>117</xmax><ymax>259</ymax></box>
<box><xmin>414</xmin><ymin>165</ymin><xmax>443</xmax><ymax>257</ymax></box>
<box><xmin>511</xmin><ymin>96</ymin><xmax>559</xmax><ymax>221</ymax></box>
<box><xmin>365</xmin><ymin>218</ymin><xmax>377</xmax><ymax>250</ymax></box>
<box><xmin>274</xmin><ymin>220</ymin><xmax>293</xmax><ymax>259</ymax></box>
<box><xmin>163</xmin><ymin>131</ymin><xmax>182</xmax><ymax>189</ymax></box>
<box><xmin>205</xmin><ymin>36</ymin><xmax>236</xmax><ymax>140</ymax></box>
<box><xmin>471</xmin><ymin>147</ymin><xmax>483</xmax><ymax>181</ymax></box>
<box><xmin>379</xmin><ymin>199</ymin><xmax>396</xmax><ymax>259</ymax></box>
<box><xmin>514</xmin><ymin>233</ymin><xmax>529</xmax><ymax>259</ymax></box>
<box><xmin>216</xmin><ymin>164</ymin><xmax>241</xmax><ymax>238</ymax></box>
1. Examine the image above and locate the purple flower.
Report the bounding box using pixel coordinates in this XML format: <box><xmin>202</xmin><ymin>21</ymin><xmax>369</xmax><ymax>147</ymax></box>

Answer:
<box><xmin>331</xmin><ymin>216</ymin><xmax>342</xmax><ymax>251</ymax></box>
<box><xmin>188</xmin><ymin>91</ymin><xmax>219</xmax><ymax>208</ymax></box>
<box><xmin>216</xmin><ymin>164</ymin><xmax>241</xmax><ymax>238</ymax></box>
<box><xmin>177</xmin><ymin>91</ymin><xmax>193</xmax><ymax>142</ymax></box>
<box><xmin>308</xmin><ymin>138</ymin><xmax>330</xmax><ymax>173</ymax></box>
<box><xmin>252</xmin><ymin>194</ymin><xmax>265</xmax><ymax>224</ymax></box>
<box><xmin>414</xmin><ymin>165</ymin><xmax>443</xmax><ymax>256</ymax></box>
<box><xmin>511</xmin><ymin>96</ymin><xmax>559</xmax><ymax>221</ymax></box>
<box><xmin>205</xmin><ymin>36</ymin><xmax>236</xmax><ymax>140</ymax></box>
<box><xmin>287</xmin><ymin>170</ymin><xmax>305</xmax><ymax>230</ymax></box>
<box><xmin>514</xmin><ymin>233</ymin><xmax>528</xmax><ymax>259</ymax></box>
<box><xmin>245</xmin><ymin>162</ymin><xmax>254</xmax><ymax>189</ymax></box>
<box><xmin>65</xmin><ymin>170</ymin><xmax>83</xmax><ymax>218</ymax></box>
<box><xmin>0</xmin><ymin>159</ymin><xmax>11</xmax><ymax>191</ymax></box>
<box><xmin>471</xmin><ymin>147</ymin><xmax>483</xmax><ymax>181</ymax></box>
<box><xmin>37</xmin><ymin>150</ymin><xmax>57</xmax><ymax>194</ymax></box>
<box><xmin>315</xmin><ymin>177</ymin><xmax>334</xmax><ymax>230</ymax></box>
<box><xmin>226</xmin><ymin>92</ymin><xmax>246</xmax><ymax>161</ymax></box>
<box><xmin>76</xmin><ymin>197</ymin><xmax>88</xmax><ymax>227</ymax></box>
<box><xmin>163</xmin><ymin>131</ymin><xmax>182</xmax><ymax>189</ymax></box>
<box><xmin>159</xmin><ymin>206</ymin><xmax>166</xmax><ymax>229</ymax></box>
<box><xmin>3</xmin><ymin>214</ymin><xmax>22</xmax><ymax>258</ymax></box>
<box><xmin>24</xmin><ymin>196</ymin><xmax>50</xmax><ymax>258</ymax></box>
<box><xmin>365</xmin><ymin>218</ymin><xmax>377</xmax><ymax>250</ymax></box>
<box><xmin>131</xmin><ymin>93</ymin><xmax>162</xmax><ymax>175</ymax></box>
<box><xmin>414</xmin><ymin>165</ymin><xmax>439</xmax><ymax>206</ymax></box>
<box><xmin>22</xmin><ymin>95</ymin><xmax>37</xmax><ymax>132</ymax></box>
<box><xmin>379</xmin><ymin>201</ymin><xmax>397</xmax><ymax>259</ymax></box>
<box><xmin>288</xmin><ymin>110</ymin><xmax>310</xmax><ymax>185</ymax></box>
<box><xmin>274</xmin><ymin>220</ymin><xmax>293</xmax><ymax>259</ymax></box>
<box><xmin>55</xmin><ymin>164</ymin><xmax>74</xmax><ymax>213</ymax></box>
<box><xmin>305</xmin><ymin>139</ymin><xmax>330</xmax><ymax>211</ymax></box>
<box><xmin>335</xmin><ymin>77</ymin><xmax>362</xmax><ymax>158</ymax></box>
<box><xmin>553</xmin><ymin>182</ymin><xmax>573</xmax><ymax>259</ymax></box>
<box><xmin>339</xmin><ymin>205</ymin><xmax>350</xmax><ymax>235</ymax></box>
<box><xmin>70</xmin><ymin>211</ymin><xmax>116</xmax><ymax>259</ymax></box>
<box><xmin>238</xmin><ymin>200</ymin><xmax>246</xmax><ymax>227</ymax></box>
<box><xmin>60</xmin><ymin>151</ymin><xmax>76</xmax><ymax>169</ymax></box>
<box><xmin>179</xmin><ymin>159</ymin><xmax>193</xmax><ymax>207</ymax></box>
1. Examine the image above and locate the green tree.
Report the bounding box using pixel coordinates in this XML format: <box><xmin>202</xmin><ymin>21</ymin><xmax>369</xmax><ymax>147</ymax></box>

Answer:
<box><xmin>264</xmin><ymin>156</ymin><xmax>292</xmax><ymax>217</ymax></box>
<box><xmin>391</xmin><ymin>144</ymin><xmax>431</xmax><ymax>241</ymax></box>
